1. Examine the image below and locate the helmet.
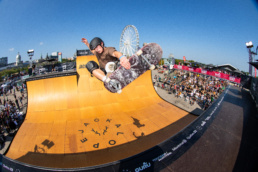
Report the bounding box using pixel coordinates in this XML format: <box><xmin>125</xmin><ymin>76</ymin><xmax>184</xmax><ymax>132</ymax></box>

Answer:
<box><xmin>89</xmin><ymin>37</ymin><xmax>104</xmax><ymax>50</ymax></box>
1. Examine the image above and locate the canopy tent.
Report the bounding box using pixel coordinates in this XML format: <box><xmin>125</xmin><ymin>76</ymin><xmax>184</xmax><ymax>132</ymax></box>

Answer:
<box><xmin>249</xmin><ymin>62</ymin><xmax>258</xmax><ymax>70</ymax></box>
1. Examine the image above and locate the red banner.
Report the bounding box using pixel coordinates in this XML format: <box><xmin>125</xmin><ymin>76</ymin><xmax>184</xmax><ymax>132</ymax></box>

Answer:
<box><xmin>173</xmin><ymin>65</ymin><xmax>241</xmax><ymax>83</ymax></box>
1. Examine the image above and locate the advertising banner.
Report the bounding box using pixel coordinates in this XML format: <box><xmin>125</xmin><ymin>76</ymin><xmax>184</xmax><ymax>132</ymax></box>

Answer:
<box><xmin>173</xmin><ymin>65</ymin><xmax>241</xmax><ymax>83</ymax></box>
<box><xmin>76</xmin><ymin>49</ymin><xmax>93</xmax><ymax>56</ymax></box>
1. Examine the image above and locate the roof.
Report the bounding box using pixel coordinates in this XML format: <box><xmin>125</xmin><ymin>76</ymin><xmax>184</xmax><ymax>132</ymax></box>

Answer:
<box><xmin>216</xmin><ymin>64</ymin><xmax>238</xmax><ymax>71</ymax></box>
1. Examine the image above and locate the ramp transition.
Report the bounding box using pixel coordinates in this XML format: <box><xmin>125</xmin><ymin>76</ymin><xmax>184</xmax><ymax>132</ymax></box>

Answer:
<box><xmin>5</xmin><ymin>55</ymin><xmax>195</xmax><ymax>168</ymax></box>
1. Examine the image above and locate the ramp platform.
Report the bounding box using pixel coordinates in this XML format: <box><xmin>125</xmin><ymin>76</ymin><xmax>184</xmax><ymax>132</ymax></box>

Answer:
<box><xmin>5</xmin><ymin>55</ymin><xmax>194</xmax><ymax>168</ymax></box>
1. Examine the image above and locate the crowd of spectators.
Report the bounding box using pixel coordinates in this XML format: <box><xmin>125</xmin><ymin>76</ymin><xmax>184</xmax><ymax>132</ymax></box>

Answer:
<box><xmin>153</xmin><ymin>69</ymin><xmax>230</xmax><ymax>110</ymax></box>
<box><xmin>0</xmin><ymin>83</ymin><xmax>26</xmax><ymax>149</ymax></box>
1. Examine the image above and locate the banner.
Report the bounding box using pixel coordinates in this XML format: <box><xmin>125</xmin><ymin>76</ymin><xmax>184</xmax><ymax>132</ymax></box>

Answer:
<box><xmin>173</xmin><ymin>65</ymin><xmax>241</xmax><ymax>83</ymax></box>
<box><xmin>76</xmin><ymin>49</ymin><xmax>93</xmax><ymax>56</ymax></box>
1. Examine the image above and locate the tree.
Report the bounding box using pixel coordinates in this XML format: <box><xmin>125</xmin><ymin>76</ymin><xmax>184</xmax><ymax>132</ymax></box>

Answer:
<box><xmin>175</xmin><ymin>59</ymin><xmax>184</xmax><ymax>65</ymax></box>
<box><xmin>159</xmin><ymin>59</ymin><xmax>164</xmax><ymax>65</ymax></box>
<box><xmin>45</xmin><ymin>53</ymin><xmax>49</xmax><ymax>60</ymax></box>
<box><xmin>0</xmin><ymin>66</ymin><xmax>29</xmax><ymax>82</ymax></box>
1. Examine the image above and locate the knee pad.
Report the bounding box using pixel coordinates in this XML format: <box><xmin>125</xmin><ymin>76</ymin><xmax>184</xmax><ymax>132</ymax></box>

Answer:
<box><xmin>100</xmin><ymin>68</ymin><xmax>107</xmax><ymax>75</ymax></box>
<box><xmin>86</xmin><ymin>61</ymin><xmax>99</xmax><ymax>74</ymax></box>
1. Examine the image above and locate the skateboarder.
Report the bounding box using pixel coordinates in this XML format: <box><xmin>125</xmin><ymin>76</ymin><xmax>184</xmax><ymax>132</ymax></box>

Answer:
<box><xmin>81</xmin><ymin>37</ymin><xmax>131</xmax><ymax>86</ymax></box>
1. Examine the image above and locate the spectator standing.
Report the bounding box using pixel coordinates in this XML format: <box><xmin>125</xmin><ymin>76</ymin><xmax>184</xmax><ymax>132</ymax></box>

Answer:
<box><xmin>15</xmin><ymin>98</ymin><xmax>20</xmax><ymax>110</ymax></box>
<box><xmin>19</xmin><ymin>97</ymin><xmax>23</xmax><ymax>107</ymax></box>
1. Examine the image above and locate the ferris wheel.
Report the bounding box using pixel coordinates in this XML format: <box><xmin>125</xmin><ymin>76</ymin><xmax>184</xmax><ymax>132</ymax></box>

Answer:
<box><xmin>119</xmin><ymin>25</ymin><xmax>139</xmax><ymax>57</ymax></box>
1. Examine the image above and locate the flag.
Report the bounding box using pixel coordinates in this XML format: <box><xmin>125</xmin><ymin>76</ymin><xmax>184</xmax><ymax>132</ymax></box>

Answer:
<box><xmin>183</xmin><ymin>56</ymin><xmax>186</xmax><ymax>62</ymax></box>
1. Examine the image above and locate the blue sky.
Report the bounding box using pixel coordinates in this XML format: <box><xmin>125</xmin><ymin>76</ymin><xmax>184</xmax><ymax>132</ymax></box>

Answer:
<box><xmin>0</xmin><ymin>0</ymin><xmax>258</xmax><ymax>72</ymax></box>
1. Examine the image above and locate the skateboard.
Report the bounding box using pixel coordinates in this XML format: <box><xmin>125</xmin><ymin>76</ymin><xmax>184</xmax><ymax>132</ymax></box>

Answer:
<box><xmin>104</xmin><ymin>43</ymin><xmax>163</xmax><ymax>93</ymax></box>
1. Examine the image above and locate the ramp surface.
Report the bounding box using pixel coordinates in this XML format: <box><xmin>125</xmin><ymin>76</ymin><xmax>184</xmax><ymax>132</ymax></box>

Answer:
<box><xmin>5</xmin><ymin>55</ymin><xmax>194</xmax><ymax>168</ymax></box>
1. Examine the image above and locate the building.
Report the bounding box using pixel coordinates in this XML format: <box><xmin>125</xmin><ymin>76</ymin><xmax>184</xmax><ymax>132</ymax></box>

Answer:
<box><xmin>50</xmin><ymin>52</ymin><xmax>59</xmax><ymax>60</ymax></box>
<box><xmin>212</xmin><ymin>64</ymin><xmax>243</xmax><ymax>76</ymax></box>
<box><xmin>58</xmin><ymin>52</ymin><xmax>62</xmax><ymax>62</ymax></box>
<box><xmin>163</xmin><ymin>58</ymin><xmax>171</xmax><ymax>65</ymax></box>
<box><xmin>67</xmin><ymin>56</ymin><xmax>76</xmax><ymax>61</ymax></box>
<box><xmin>0</xmin><ymin>57</ymin><xmax>8</xmax><ymax>66</ymax></box>
<box><xmin>16</xmin><ymin>52</ymin><xmax>23</xmax><ymax>66</ymax></box>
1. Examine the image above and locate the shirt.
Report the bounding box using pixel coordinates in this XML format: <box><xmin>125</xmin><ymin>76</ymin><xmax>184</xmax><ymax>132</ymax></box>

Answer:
<box><xmin>94</xmin><ymin>47</ymin><xmax>119</xmax><ymax>69</ymax></box>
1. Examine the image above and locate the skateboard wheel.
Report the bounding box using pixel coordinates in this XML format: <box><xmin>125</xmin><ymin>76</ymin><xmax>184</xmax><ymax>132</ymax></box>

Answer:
<box><xmin>117</xmin><ymin>90</ymin><xmax>122</xmax><ymax>94</ymax></box>
<box><xmin>149</xmin><ymin>65</ymin><xmax>155</xmax><ymax>70</ymax></box>
<box><xmin>105</xmin><ymin>62</ymin><xmax>116</xmax><ymax>73</ymax></box>
<box><xmin>136</xmin><ymin>49</ymin><xmax>143</xmax><ymax>56</ymax></box>
<box><xmin>105</xmin><ymin>77</ymin><xmax>111</xmax><ymax>83</ymax></box>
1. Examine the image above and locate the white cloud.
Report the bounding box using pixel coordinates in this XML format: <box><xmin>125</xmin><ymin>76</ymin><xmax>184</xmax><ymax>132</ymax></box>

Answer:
<box><xmin>40</xmin><ymin>42</ymin><xmax>44</xmax><ymax>45</ymax></box>
<box><xmin>9</xmin><ymin>48</ymin><xmax>14</xmax><ymax>52</ymax></box>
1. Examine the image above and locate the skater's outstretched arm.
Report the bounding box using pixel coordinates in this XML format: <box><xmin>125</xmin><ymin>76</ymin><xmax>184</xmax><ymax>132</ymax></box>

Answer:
<box><xmin>112</xmin><ymin>51</ymin><xmax>131</xmax><ymax>70</ymax></box>
<box><xmin>81</xmin><ymin>38</ymin><xmax>96</xmax><ymax>54</ymax></box>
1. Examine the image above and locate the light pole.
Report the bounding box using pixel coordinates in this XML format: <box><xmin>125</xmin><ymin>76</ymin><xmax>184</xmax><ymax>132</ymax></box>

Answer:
<box><xmin>246</xmin><ymin>41</ymin><xmax>258</xmax><ymax>76</ymax></box>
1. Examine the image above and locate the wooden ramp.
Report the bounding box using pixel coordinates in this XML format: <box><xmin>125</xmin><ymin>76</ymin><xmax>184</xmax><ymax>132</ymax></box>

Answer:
<box><xmin>5</xmin><ymin>55</ymin><xmax>194</xmax><ymax>168</ymax></box>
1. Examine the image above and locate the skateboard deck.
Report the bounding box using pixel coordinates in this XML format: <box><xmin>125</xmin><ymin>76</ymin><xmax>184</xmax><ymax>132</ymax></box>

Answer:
<box><xmin>104</xmin><ymin>43</ymin><xmax>162</xmax><ymax>93</ymax></box>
